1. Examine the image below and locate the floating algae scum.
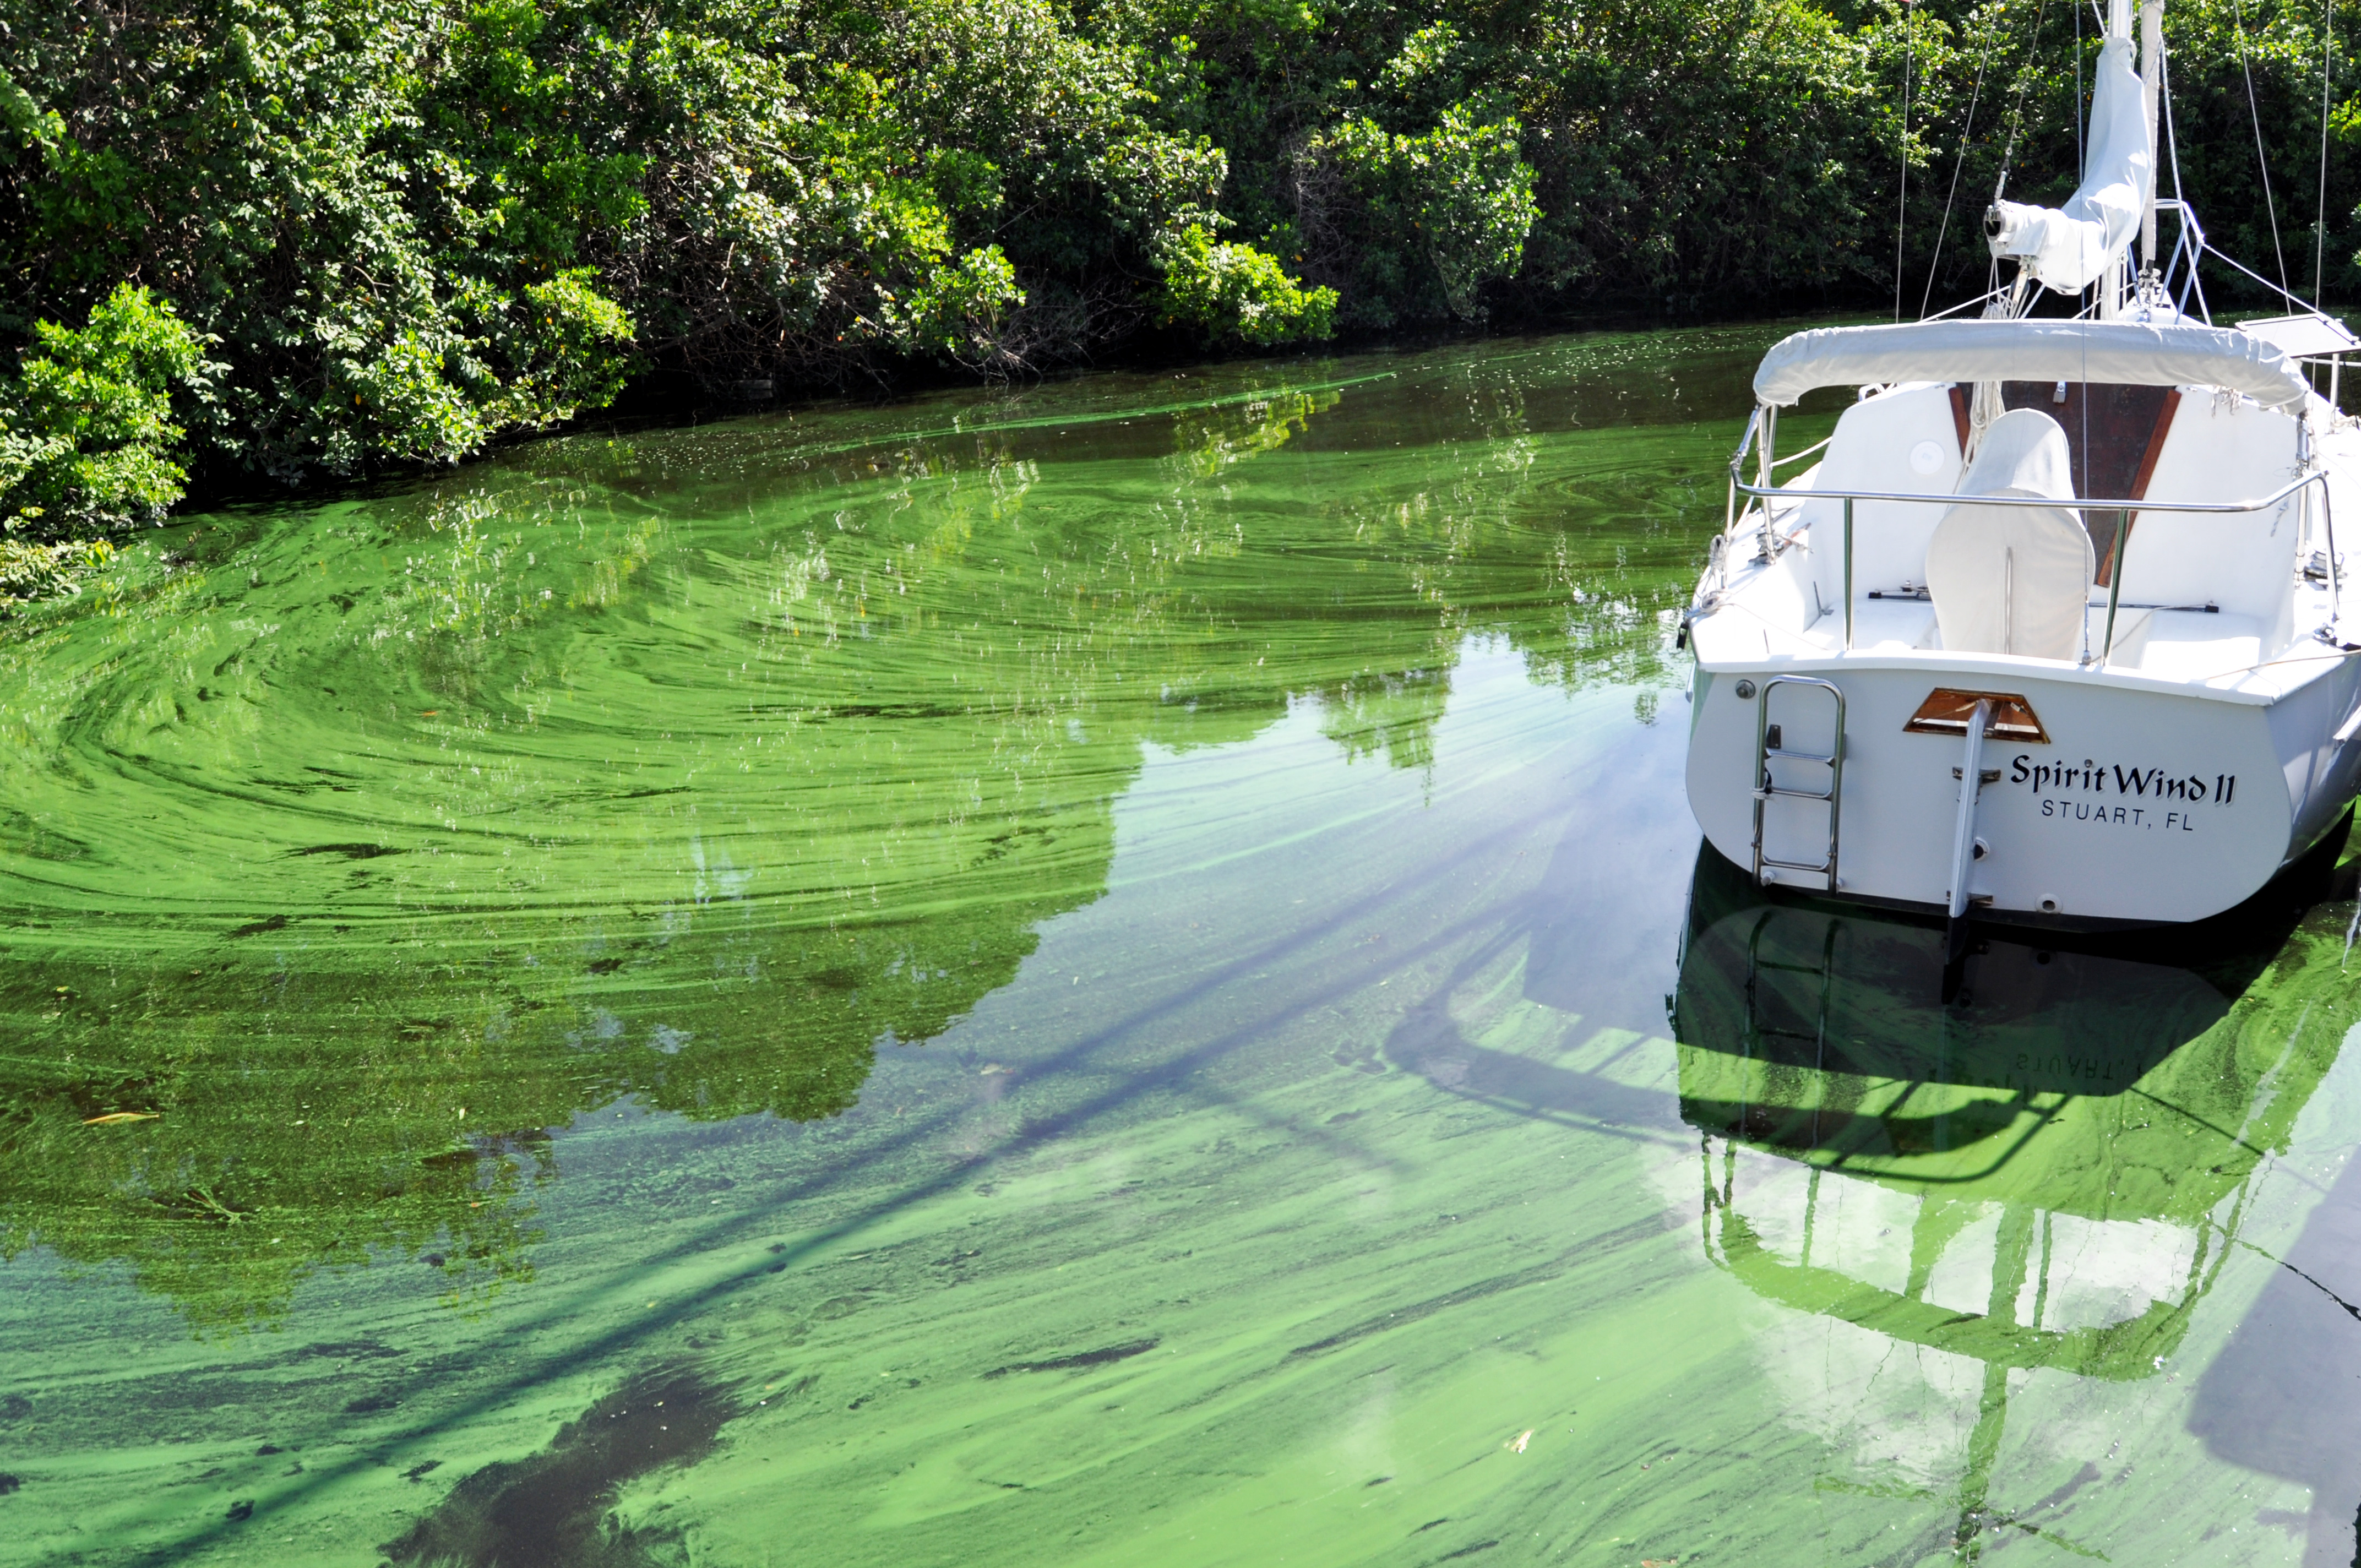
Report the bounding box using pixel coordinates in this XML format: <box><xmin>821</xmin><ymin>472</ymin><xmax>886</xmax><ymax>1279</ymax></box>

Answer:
<box><xmin>4</xmin><ymin>329</ymin><xmax>2361</xmax><ymax>1564</ymax></box>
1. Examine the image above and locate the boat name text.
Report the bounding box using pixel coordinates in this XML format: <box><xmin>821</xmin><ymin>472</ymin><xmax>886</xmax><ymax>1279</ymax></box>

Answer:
<box><xmin>2008</xmin><ymin>755</ymin><xmax>2236</xmax><ymax>805</ymax></box>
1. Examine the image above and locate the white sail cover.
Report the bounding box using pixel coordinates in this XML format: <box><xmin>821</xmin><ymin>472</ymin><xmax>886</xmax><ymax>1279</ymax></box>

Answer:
<box><xmin>1751</xmin><ymin>319</ymin><xmax>2313</xmax><ymax>412</ymax></box>
<box><xmin>1984</xmin><ymin>36</ymin><xmax>2153</xmax><ymax>291</ymax></box>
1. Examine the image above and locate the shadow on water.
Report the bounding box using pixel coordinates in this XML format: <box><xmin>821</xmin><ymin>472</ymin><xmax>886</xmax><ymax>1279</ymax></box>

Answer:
<box><xmin>2188</xmin><ymin>1150</ymin><xmax>2361</xmax><ymax>1568</ymax></box>
<box><xmin>1667</xmin><ymin>835</ymin><xmax>2358</xmax><ymax>1560</ymax></box>
<box><xmin>380</xmin><ymin>1366</ymin><xmax>736</xmax><ymax>1568</ymax></box>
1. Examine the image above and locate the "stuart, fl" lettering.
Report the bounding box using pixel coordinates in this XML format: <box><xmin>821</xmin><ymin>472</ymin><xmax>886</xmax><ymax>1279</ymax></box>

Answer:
<box><xmin>2009</xmin><ymin>755</ymin><xmax>2237</xmax><ymax>804</ymax></box>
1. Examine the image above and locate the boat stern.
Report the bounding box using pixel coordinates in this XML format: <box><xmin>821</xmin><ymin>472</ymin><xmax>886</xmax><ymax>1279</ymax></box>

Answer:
<box><xmin>1686</xmin><ymin>659</ymin><xmax>2300</xmax><ymax>924</ymax></box>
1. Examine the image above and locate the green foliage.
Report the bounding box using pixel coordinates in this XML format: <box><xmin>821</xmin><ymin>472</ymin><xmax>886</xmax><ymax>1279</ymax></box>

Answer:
<box><xmin>0</xmin><ymin>284</ymin><xmax>215</xmax><ymax>541</ymax></box>
<box><xmin>1309</xmin><ymin>104</ymin><xmax>1540</xmax><ymax>323</ymax></box>
<box><xmin>495</xmin><ymin>269</ymin><xmax>638</xmax><ymax>429</ymax></box>
<box><xmin>1508</xmin><ymin>0</ymin><xmax>1881</xmax><ymax>306</ymax></box>
<box><xmin>0</xmin><ymin>66</ymin><xmax>61</xmax><ymax>157</ymax></box>
<box><xmin>0</xmin><ymin>537</ymin><xmax>113</xmax><ymax>601</ymax></box>
<box><xmin>858</xmin><ymin>244</ymin><xmax>1031</xmax><ymax>372</ymax></box>
<box><xmin>1157</xmin><ymin>224</ymin><xmax>1339</xmax><ymax>344</ymax></box>
<box><xmin>5</xmin><ymin>0</ymin><xmax>2361</xmax><ymax>514</ymax></box>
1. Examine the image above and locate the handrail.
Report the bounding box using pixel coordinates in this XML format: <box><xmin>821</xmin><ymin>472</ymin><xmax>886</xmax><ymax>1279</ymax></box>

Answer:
<box><xmin>1719</xmin><ymin>457</ymin><xmax>2337</xmax><ymax>664</ymax></box>
<box><xmin>1728</xmin><ymin>405</ymin><xmax>1761</xmax><ymax>546</ymax></box>
<box><xmin>1727</xmin><ymin>466</ymin><xmax>2322</xmax><ymax>516</ymax></box>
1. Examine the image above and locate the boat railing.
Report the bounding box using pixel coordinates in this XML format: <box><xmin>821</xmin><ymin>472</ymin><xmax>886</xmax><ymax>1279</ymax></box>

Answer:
<box><xmin>1722</xmin><ymin>429</ymin><xmax>2336</xmax><ymax>662</ymax></box>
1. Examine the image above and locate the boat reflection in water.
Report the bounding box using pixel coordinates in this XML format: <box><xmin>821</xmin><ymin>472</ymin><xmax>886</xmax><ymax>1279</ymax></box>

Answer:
<box><xmin>1670</xmin><ymin>837</ymin><xmax>2348</xmax><ymax>1555</ymax></box>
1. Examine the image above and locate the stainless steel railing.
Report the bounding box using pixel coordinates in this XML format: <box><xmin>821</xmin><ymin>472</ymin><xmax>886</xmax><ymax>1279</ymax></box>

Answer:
<box><xmin>1722</xmin><ymin>408</ymin><xmax>2337</xmax><ymax>663</ymax></box>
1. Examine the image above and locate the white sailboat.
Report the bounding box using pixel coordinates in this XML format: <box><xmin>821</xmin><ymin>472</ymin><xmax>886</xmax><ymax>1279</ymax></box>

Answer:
<box><xmin>1682</xmin><ymin>0</ymin><xmax>2361</xmax><ymax>940</ymax></box>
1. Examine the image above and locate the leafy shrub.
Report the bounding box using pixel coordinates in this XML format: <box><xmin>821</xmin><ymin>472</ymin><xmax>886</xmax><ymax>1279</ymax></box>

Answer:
<box><xmin>1157</xmin><ymin>225</ymin><xmax>1339</xmax><ymax>345</ymax></box>
<box><xmin>0</xmin><ymin>283</ymin><xmax>216</xmax><ymax>539</ymax></box>
<box><xmin>894</xmin><ymin>246</ymin><xmax>1029</xmax><ymax>369</ymax></box>
<box><xmin>0</xmin><ymin>537</ymin><xmax>114</xmax><ymax>603</ymax></box>
<box><xmin>489</xmin><ymin>270</ymin><xmax>638</xmax><ymax>432</ymax></box>
<box><xmin>1308</xmin><ymin>104</ymin><xmax>1539</xmax><ymax>323</ymax></box>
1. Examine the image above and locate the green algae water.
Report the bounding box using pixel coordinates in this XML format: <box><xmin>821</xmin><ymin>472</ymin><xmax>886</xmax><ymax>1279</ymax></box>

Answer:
<box><xmin>7</xmin><ymin>327</ymin><xmax>2361</xmax><ymax>1566</ymax></box>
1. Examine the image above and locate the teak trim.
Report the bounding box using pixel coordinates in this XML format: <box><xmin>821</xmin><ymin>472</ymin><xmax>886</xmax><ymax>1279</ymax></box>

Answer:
<box><xmin>1904</xmin><ymin>687</ymin><xmax>2052</xmax><ymax>744</ymax></box>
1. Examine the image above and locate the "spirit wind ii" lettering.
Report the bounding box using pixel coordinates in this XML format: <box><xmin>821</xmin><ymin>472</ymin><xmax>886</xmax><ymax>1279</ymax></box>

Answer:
<box><xmin>2009</xmin><ymin>755</ymin><xmax>2237</xmax><ymax>804</ymax></box>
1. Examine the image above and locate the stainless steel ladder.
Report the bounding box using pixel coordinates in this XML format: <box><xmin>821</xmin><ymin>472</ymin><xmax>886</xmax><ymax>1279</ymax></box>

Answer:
<box><xmin>1750</xmin><ymin>676</ymin><xmax>1846</xmax><ymax>891</ymax></box>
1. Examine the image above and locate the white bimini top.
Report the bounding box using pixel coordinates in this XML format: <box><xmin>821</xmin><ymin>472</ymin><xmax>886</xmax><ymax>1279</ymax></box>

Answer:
<box><xmin>1751</xmin><ymin>319</ymin><xmax>2313</xmax><ymax>413</ymax></box>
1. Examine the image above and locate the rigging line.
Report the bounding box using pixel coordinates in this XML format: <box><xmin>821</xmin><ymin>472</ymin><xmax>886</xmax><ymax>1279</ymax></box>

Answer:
<box><xmin>1898</xmin><ymin>0</ymin><xmax>1917</xmax><ymax>322</ymax></box>
<box><xmin>2206</xmin><ymin>237</ymin><xmax>2327</xmax><ymax>306</ymax></box>
<box><xmin>2232</xmin><ymin>0</ymin><xmax>2294</xmax><ymax>296</ymax></box>
<box><xmin>1994</xmin><ymin>0</ymin><xmax>2054</xmax><ymax>203</ymax></box>
<box><xmin>2317</xmin><ymin>0</ymin><xmax>2335</xmax><ymax>307</ymax></box>
<box><xmin>2072</xmin><ymin>0</ymin><xmax>2092</xmax><ymax>590</ymax></box>
<box><xmin>2166</xmin><ymin>37</ymin><xmax>2189</xmax><ymax>207</ymax></box>
<box><xmin>2162</xmin><ymin>35</ymin><xmax>2213</xmax><ymax>319</ymax></box>
<box><xmin>1922</xmin><ymin>5</ymin><xmax>1999</xmax><ymax>317</ymax></box>
<box><xmin>1926</xmin><ymin>280</ymin><xmax>2014</xmax><ymax>318</ymax></box>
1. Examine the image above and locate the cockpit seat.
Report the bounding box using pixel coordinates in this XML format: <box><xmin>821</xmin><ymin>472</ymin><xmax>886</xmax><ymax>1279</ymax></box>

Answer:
<box><xmin>1924</xmin><ymin>406</ymin><xmax>2092</xmax><ymax>660</ymax></box>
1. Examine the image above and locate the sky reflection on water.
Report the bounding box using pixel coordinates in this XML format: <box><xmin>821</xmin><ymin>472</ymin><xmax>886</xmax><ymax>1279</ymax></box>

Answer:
<box><xmin>3</xmin><ymin>327</ymin><xmax>2360</xmax><ymax>1565</ymax></box>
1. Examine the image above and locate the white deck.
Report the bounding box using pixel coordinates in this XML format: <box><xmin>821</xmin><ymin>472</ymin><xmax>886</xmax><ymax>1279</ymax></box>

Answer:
<box><xmin>1692</xmin><ymin>590</ymin><xmax>2338</xmax><ymax>704</ymax></box>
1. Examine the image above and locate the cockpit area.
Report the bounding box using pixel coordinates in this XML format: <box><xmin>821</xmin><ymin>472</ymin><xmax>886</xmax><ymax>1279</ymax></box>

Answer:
<box><xmin>1691</xmin><ymin>319</ymin><xmax>2355</xmax><ymax>693</ymax></box>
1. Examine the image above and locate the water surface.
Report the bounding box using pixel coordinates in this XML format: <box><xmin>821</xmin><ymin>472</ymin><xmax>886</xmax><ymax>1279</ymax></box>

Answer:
<box><xmin>6</xmin><ymin>328</ymin><xmax>2361</xmax><ymax>1566</ymax></box>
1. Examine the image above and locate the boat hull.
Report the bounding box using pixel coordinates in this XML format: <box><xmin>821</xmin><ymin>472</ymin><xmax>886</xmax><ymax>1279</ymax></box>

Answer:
<box><xmin>1684</xmin><ymin>656</ymin><xmax>2361</xmax><ymax>925</ymax></box>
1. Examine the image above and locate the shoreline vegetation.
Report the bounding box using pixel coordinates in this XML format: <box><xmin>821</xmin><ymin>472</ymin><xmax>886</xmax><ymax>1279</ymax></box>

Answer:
<box><xmin>3</xmin><ymin>0</ymin><xmax>2359</xmax><ymax>598</ymax></box>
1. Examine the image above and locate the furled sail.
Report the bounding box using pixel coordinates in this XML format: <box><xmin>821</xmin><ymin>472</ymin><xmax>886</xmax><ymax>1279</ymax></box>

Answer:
<box><xmin>1984</xmin><ymin>36</ymin><xmax>2154</xmax><ymax>292</ymax></box>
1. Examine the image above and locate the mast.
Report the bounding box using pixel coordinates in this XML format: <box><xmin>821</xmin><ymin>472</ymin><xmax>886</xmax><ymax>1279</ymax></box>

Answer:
<box><xmin>2103</xmin><ymin>0</ymin><xmax>2136</xmax><ymax>317</ymax></box>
